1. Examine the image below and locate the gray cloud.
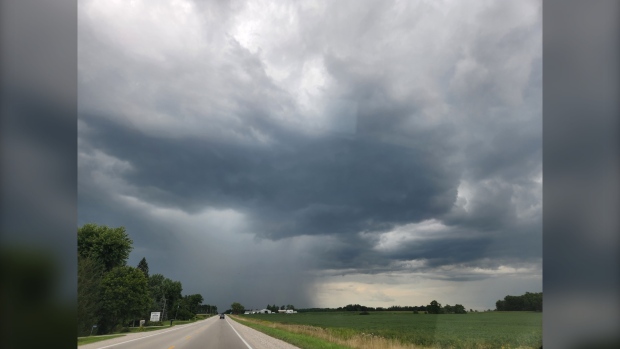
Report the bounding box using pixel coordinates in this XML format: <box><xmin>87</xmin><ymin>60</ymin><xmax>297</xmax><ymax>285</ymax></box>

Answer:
<box><xmin>78</xmin><ymin>0</ymin><xmax>542</xmax><ymax>309</ymax></box>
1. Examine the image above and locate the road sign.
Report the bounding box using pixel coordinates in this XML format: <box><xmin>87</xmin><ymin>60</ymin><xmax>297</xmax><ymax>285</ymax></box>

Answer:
<box><xmin>150</xmin><ymin>312</ymin><xmax>161</xmax><ymax>322</ymax></box>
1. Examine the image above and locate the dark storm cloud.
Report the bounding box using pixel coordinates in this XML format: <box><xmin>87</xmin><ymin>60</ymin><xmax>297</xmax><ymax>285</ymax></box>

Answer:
<box><xmin>80</xmin><ymin>112</ymin><xmax>459</xmax><ymax>240</ymax></box>
<box><xmin>79</xmin><ymin>0</ymin><xmax>542</xmax><ymax>309</ymax></box>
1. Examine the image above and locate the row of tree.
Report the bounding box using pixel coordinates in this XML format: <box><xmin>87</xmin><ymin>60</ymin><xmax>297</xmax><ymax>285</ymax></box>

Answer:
<box><xmin>495</xmin><ymin>292</ymin><xmax>542</xmax><ymax>312</ymax></box>
<box><xmin>77</xmin><ymin>224</ymin><xmax>214</xmax><ymax>336</ymax></box>
<box><xmin>426</xmin><ymin>300</ymin><xmax>467</xmax><ymax>314</ymax></box>
<box><xmin>299</xmin><ymin>302</ymin><xmax>466</xmax><ymax>314</ymax></box>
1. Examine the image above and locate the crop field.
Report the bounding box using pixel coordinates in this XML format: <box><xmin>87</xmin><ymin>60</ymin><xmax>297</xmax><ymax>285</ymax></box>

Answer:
<box><xmin>240</xmin><ymin>311</ymin><xmax>542</xmax><ymax>349</ymax></box>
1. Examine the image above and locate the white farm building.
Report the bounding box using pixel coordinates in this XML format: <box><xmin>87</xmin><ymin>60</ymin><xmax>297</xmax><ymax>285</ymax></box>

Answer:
<box><xmin>244</xmin><ymin>309</ymin><xmax>273</xmax><ymax>314</ymax></box>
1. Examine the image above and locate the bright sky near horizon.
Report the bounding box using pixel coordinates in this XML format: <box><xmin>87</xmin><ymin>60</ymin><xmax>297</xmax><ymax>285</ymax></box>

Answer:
<box><xmin>78</xmin><ymin>0</ymin><xmax>542</xmax><ymax>312</ymax></box>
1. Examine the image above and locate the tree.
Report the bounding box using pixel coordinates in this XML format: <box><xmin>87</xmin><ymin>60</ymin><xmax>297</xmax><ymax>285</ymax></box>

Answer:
<box><xmin>495</xmin><ymin>292</ymin><xmax>542</xmax><ymax>311</ymax></box>
<box><xmin>147</xmin><ymin>274</ymin><xmax>165</xmax><ymax>315</ymax></box>
<box><xmin>77</xmin><ymin>224</ymin><xmax>134</xmax><ymax>335</ymax></box>
<box><xmin>177</xmin><ymin>294</ymin><xmax>204</xmax><ymax>319</ymax></box>
<box><xmin>147</xmin><ymin>274</ymin><xmax>183</xmax><ymax>320</ymax></box>
<box><xmin>99</xmin><ymin>266</ymin><xmax>150</xmax><ymax>333</ymax></box>
<box><xmin>427</xmin><ymin>300</ymin><xmax>442</xmax><ymax>314</ymax></box>
<box><xmin>175</xmin><ymin>294</ymin><xmax>203</xmax><ymax>320</ymax></box>
<box><xmin>231</xmin><ymin>302</ymin><xmax>245</xmax><ymax>314</ymax></box>
<box><xmin>454</xmin><ymin>304</ymin><xmax>466</xmax><ymax>314</ymax></box>
<box><xmin>137</xmin><ymin>257</ymin><xmax>149</xmax><ymax>278</ymax></box>
<box><xmin>162</xmin><ymin>278</ymin><xmax>183</xmax><ymax>319</ymax></box>
<box><xmin>78</xmin><ymin>224</ymin><xmax>133</xmax><ymax>273</ymax></box>
<box><xmin>77</xmin><ymin>255</ymin><xmax>103</xmax><ymax>336</ymax></box>
<box><xmin>197</xmin><ymin>304</ymin><xmax>217</xmax><ymax>314</ymax></box>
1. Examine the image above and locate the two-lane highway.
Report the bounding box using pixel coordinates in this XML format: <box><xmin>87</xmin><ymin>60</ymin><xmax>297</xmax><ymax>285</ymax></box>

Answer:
<box><xmin>80</xmin><ymin>316</ymin><xmax>252</xmax><ymax>349</ymax></box>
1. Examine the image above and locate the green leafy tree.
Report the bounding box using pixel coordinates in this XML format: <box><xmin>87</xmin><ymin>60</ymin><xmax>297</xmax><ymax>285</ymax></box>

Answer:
<box><xmin>77</xmin><ymin>224</ymin><xmax>134</xmax><ymax>334</ymax></box>
<box><xmin>231</xmin><ymin>302</ymin><xmax>245</xmax><ymax>314</ymax></box>
<box><xmin>427</xmin><ymin>300</ymin><xmax>442</xmax><ymax>314</ymax></box>
<box><xmin>137</xmin><ymin>257</ymin><xmax>149</xmax><ymax>278</ymax></box>
<box><xmin>147</xmin><ymin>274</ymin><xmax>183</xmax><ymax>320</ymax></box>
<box><xmin>495</xmin><ymin>292</ymin><xmax>542</xmax><ymax>311</ymax></box>
<box><xmin>197</xmin><ymin>304</ymin><xmax>217</xmax><ymax>314</ymax></box>
<box><xmin>147</xmin><ymin>274</ymin><xmax>166</xmax><ymax>314</ymax></box>
<box><xmin>99</xmin><ymin>266</ymin><xmax>150</xmax><ymax>332</ymax></box>
<box><xmin>176</xmin><ymin>294</ymin><xmax>204</xmax><ymax>319</ymax></box>
<box><xmin>162</xmin><ymin>278</ymin><xmax>183</xmax><ymax>320</ymax></box>
<box><xmin>78</xmin><ymin>224</ymin><xmax>133</xmax><ymax>272</ymax></box>
<box><xmin>173</xmin><ymin>294</ymin><xmax>204</xmax><ymax>320</ymax></box>
<box><xmin>454</xmin><ymin>304</ymin><xmax>466</xmax><ymax>314</ymax></box>
<box><xmin>77</xmin><ymin>255</ymin><xmax>103</xmax><ymax>336</ymax></box>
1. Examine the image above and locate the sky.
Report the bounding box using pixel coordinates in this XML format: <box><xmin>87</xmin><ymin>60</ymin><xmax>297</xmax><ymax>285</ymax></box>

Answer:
<box><xmin>78</xmin><ymin>0</ymin><xmax>542</xmax><ymax>312</ymax></box>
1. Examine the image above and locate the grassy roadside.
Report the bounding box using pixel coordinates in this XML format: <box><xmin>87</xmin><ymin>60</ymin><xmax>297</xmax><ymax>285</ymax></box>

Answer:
<box><xmin>77</xmin><ymin>335</ymin><xmax>125</xmax><ymax>346</ymax></box>
<box><xmin>231</xmin><ymin>316</ymin><xmax>351</xmax><ymax>349</ymax></box>
<box><xmin>230</xmin><ymin>315</ymin><xmax>442</xmax><ymax>349</ymax></box>
<box><xmin>77</xmin><ymin>315</ymin><xmax>212</xmax><ymax>345</ymax></box>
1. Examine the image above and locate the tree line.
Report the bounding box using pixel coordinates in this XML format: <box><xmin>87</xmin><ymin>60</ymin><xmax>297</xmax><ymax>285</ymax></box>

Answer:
<box><xmin>77</xmin><ymin>223</ymin><xmax>216</xmax><ymax>336</ymax></box>
<box><xmin>495</xmin><ymin>292</ymin><xmax>542</xmax><ymax>312</ymax></box>
<box><xmin>297</xmin><ymin>301</ymin><xmax>466</xmax><ymax>314</ymax></box>
<box><xmin>298</xmin><ymin>293</ymin><xmax>542</xmax><ymax>314</ymax></box>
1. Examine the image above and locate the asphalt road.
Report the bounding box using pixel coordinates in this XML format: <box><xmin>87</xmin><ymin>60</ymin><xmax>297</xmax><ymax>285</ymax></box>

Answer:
<box><xmin>80</xmin><ymin>316</ymin><xmax>253</xmax><ymax>349</ymax></box>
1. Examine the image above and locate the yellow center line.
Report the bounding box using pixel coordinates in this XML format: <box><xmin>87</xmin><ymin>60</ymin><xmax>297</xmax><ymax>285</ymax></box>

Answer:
<box><xmin>167</xmin><ymin>346</ymin><xmax>175</xmax><ymax>349</ymax></box>
<box><xmin>185</xmin><ymin>335</ymin><xmax>192</xmax><ymax>340</ymax></box>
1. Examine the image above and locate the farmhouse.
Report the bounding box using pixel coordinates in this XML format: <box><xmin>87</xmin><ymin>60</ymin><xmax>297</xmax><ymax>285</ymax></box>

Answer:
<box><xmin>278</xmin><ymin>309</ymin><xmax>297</xmax><ymax>314</ymax></box>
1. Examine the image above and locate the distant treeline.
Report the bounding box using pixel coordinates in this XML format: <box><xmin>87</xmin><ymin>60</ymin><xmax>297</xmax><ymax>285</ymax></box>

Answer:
<box><xmin>297</xmin><ymin>305</ymin><xmax>425</xmax><ymax>313</ymax></box>
<box><xmin>298</xmin><ymin>292</ymin><xmax>542</xmax><ymax>314</ymax></box>
<box><xmin>495</xmin><ymin>292</ymin><xmax>542</xmax><ymax>312</ymax></box>
<box><xmin>299</xmin><ymin>302</ymin><xmax>464</xmax><ymax>314</ymax></box>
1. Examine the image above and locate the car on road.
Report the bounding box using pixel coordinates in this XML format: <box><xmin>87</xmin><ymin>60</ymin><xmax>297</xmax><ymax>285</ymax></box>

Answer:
<box><xmin>219</xmin><ymin>314</ymin><xmax>225</xmax><ymax>319</ymax></box>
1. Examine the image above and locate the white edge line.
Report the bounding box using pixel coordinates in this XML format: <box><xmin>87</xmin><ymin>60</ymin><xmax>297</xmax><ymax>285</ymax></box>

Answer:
<box><xmin>226</xmin><ymin>318</ymin><xmax>254</xmax><ymax>349</ymax></box>
<box><xmin>93</xmin><ymin>318</ymin><xmax>208</xmax><ymax>349</ymax></box>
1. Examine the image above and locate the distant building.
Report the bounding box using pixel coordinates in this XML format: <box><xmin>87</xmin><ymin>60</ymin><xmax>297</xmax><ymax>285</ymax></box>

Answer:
<box><xmin>245</xmin><ymin>309</ymin><xmax>273</xmax><ymax>314</ymax></box>
<box><xmin>278</xmin><ymin>309</ymin><xmax>297</xmax><ymax>314</ymax></box>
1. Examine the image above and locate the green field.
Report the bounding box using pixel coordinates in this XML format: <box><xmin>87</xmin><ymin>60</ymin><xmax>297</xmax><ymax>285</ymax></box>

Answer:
<box><xmin>242</xmin><ymin>311</ymin><xmax>542</xmax><ymax>349</ymax></box>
